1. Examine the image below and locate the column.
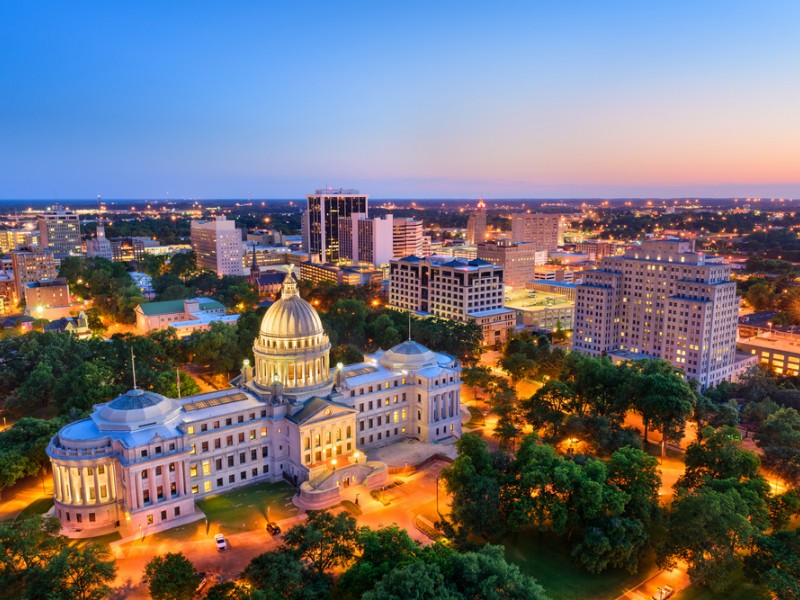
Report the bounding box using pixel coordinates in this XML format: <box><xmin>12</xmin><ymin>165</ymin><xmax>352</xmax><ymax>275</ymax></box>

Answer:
<box><xmin>54</xmin><ymin>465</ymin><xmax>62</xmax><ymax>502</ymax></box>
<box><xmin>109</xmin><ymin>463</ymin><xmax>117</xmax><ymax>501</ymax></box>
<box><xmin>148</xmin><ymin>469</ymin><xmax>157</xmax><ymax>505</ymax></box>
<box><xmin>93</xmin><ymin>469</ymin><xmax>100</xmax><ymax>504</ymax></box>
<box><xmin>133</xmin><ymin>474</ymin><xmax>141</xmax><ymax>510</ymax></box>
<box><xmin>70</xmin><ymin>468</ymin><xmax>79</xmax><ymax>504</ymax></box>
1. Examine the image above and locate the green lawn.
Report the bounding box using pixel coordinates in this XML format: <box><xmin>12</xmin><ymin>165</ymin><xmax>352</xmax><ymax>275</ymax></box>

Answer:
<box><xmin>676</xmin><ymin>568</ymin><xmax>771</xmax><ymax>600</ymax></box>
<box><xmin>197</xmin><ymin>480</ymin><xmax>297</xmax><ymax>533</ymax></box>
<box><xmin>15</xmin><ymin>497</ymin><xmax>54</xmax><ymax>521</ymax></box>
<box><xmin>70</xmin><ymin>531</ymin><xmax>122</xmax><ymax>548</ymax></box>
<box><xmin>502</xmin><ymin>529</ymin><xmax>660</xmax><ymax>600</ymax></box>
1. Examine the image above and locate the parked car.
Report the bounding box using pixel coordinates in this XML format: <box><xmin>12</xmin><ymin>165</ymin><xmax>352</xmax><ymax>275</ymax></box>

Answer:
<box><xmin>652</xmin><ymin>585</ymin><xmax>674</xmax><ymax>600</ymax></box>
<box><xmin>214</xmin><ymin>533</ymin><xmax>227</xmax><ymax>551</ymax></box>
<box><xmin>266</xmin><ymin>522</ymin><xmax>281</xmax><ymax>535</ymax></box>
<box><xmin>196</xmin><ymin>572</ymin><xmax>208</xmax><ymax>593</ymax></box>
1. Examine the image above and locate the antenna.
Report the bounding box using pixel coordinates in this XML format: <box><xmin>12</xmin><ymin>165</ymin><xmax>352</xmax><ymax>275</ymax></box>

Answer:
<box><xmin>131</xmin><ymin>348</ymin><xmax>137</xmax><ymax>390</ymax></box>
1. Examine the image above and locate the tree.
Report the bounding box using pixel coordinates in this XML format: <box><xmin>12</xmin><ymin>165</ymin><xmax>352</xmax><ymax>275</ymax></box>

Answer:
<box><xmin>38</xmin><ymin>543</ymin><xmax>117</xmax><ymax>600</ymax></box>
<box><xmin>362</xmin><ymin>561</ymin><xmax>456</xmax><ymax>600</ymax></box>
<box><xmin>677</xmin><ymin>426</ymin><xmax>763</xmax><ymax>491</ymax></box>
<box><xmin>490</xmin><ymin>384</ymin><xmax>522</xmax><ymax>450</ymax></box>
<box><xmin>324</xmin><ymin>299</ymin><xmax>369</xmax><ymax>347</ymax></box>
<box><xmin>0</xmin><ymin>450</ymin><xmax>28</xmax><ymax>501</ymax></box>
<box><xmin>243</xmin><ymin>549</ymin><xmax>330</xmax><ymax>599</ymax></box>
<box><xmin>142</xmin><ymin>552</ymin><xmax>201</xmax><ymax>600</ymax></box>
<box><xmin>0</xmin><ymin>516</ymin><xmax>67</xmax><ymax>597</ymax></box>
<box><xmin>745</xmin><ymin>530</ymin><xmax>800</xmax><ymax>599</ymax></box>
<box><xmin>498</xmin><ymin>353</ymin><xmax>535</xmax><ymax>384</ymax></box>
<box><xmin>338</xmin><ymin>526</ymin><xmax>421</xmax><ymax>599</ymax></box>
<box><xmin>205</xmin><ymin>581</ymin><xmax>266</xmax><ymax>600</ymax></box>
<box><xmin>629</xmin><ymin>361</ymin><xmax>695</xmax><ymax>455</ymax></box>
<box><xmin>755</xmin><ymin>407</ymin><xmax>800</xmax><ymax>487</ymax></box>
<box><xmin>659</xmin><ymin>486</ymin><xmax>761</xmax><ymax>592</ymax></box>
<box><xmin>280</xmin><ymin>511</ymin><xmax>359</xmax><ymax>575</ymax></box>
<box><xmin>572</xmin><ymin>517</ymin><xmax>648</xmax><ymax>575</ymax></box>
<box><xmin>606</xmin><ymin>446</ymin><xmax>661</xmax><ymax>524</ymax></box>
<box><xmin>745</xmin><ymin>281</ymin><xmax>777</xmax><ymax>311</ymax></box>
<box><xmin>440</xmin><ymin>434</ymin><xmax>505</xmax><ymax>540</ymax></box>
<box><xmin>189</xmin><ymin>321</ymin><xmax>241</xmax><ymax>376</ymax></box>
<box><xmin>153</xmin><ymin>370</ymin><xmax>201</xmax><ymax>398</ymax></box>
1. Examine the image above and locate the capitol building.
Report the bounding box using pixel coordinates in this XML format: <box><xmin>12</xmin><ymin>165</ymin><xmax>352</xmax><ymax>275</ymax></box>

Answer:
<box><xmin>47</xmin><ymin>273</ymin><xmax>463</xmax><ymax>536</ymax></box>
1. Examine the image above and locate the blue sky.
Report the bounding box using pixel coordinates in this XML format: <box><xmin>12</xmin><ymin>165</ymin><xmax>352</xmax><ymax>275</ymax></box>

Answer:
<box><xmin>1</xmin><ymin>1</ymin><xmax>799</xmax><ymax>199</ymax></box>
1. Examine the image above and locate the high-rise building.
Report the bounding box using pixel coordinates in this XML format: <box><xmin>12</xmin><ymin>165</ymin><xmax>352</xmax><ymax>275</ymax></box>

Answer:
<box><xmin>466</xmin><ymin>199</ymin><xmax>487</xmax><ymax>245</ymax></box>
<box><xmin>302</xmin><ymin>188</ymin><xmax>368</xmax><ymax>263</ymax></box>
<box><xmin>337</xmin><ymin>213</ymin><xmax>394</xmax><ymax>266</ymax></box>
<box><xmin>572</xmin><ymin>239</ymin><xmax>741</xmax><ymax>389</ymax></box>
<box><xmin>12</xmin><ymin>248</ymin><xmax>57</xmax><ymax>301</ymax></box>
<box><xmin>476</xmin><ymin>239</ymin><xmax>536</xmax><ymax>289</ymax></box>
<box><xmin>191</xmin><ymin>215</ymin><xmax>244</xmax><ymax>276</ymax></box>
<box><xmin>389</xmin><ymin>255</ymin><xmax>515</xmax><ymax>347</ymax></box>
<box><xmin>511</xmin><ymin>213</ymin><xmax>563</xmax><ymax>250</ymax></box>
<box><xmin>38</xmin><ymin>206</ymin><xmax>82</xmax><ymax>258</ymax></box>
<box><xmin>86</xmin><ymin>224</ymin><xmax>113</xmax><ymax>261</ymax></box>
<box><xmin>392</xmin><ymin>217</ymin><xmax>424</xmax><ymax>258</ymax></box>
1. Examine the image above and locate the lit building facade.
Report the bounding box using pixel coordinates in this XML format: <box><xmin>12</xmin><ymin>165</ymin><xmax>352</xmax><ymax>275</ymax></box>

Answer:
<box><xmin>38</xmin><ymin>206</ymin><xmax>82</xmax><ymax>258</ymax></box>
<box><xmin>392</xmin><ymin>217</ymin><xmax>424</xmax><ymax>258</ymax></box>
<box><xmin>466</xmin><ymin>199</ymin><xmax>487</xmax><ymax>245</ymax></box>
<box><xmin>476</xmin><ymin>239</ymin><xmax>536</xmax><ymax>289</ymax></box>
<box><xmin>572</xmin><ymin>239</ymin><xmax>741</xmax><ymax>388</ymax></box>
<box><xmin>338</xmin><ymin>213</ymin><xmax>394</xmax><ymax>266</ymax></box>
<box><xmin>12</xmin><ymin>247</ymin><xmax>57</xmax><ymax>300</ymax></box>
<box><xmin>389</xmin><ymin>255</ymin><xmax>515</xmax><ymax>347</ymax></box>
<box><xmin>511</xmin><ymin>213</ymin><xmax>563</xmax><ymax>250</ymax></box>
<box><xmin>48</xmin><ymin>272</ymin><xmax>461</xmax><ymax>536</ymax></box>
<box><xmin>191</xmin><ymin>216</ymin><xmax>245</xmax><ymax>276</ymax></box>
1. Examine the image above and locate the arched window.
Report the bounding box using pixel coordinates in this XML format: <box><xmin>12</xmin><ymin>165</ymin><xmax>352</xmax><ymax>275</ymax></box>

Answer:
<box><xmin>305</xmin><ymin>437</ymin><xmax>311</xmax><ymax>450</ymax></box>
<box><xmin>326</xmin><ymin>431</ymin><xmax>332</xmax><ymax>444</ymax></box>
<box><xmin>336</xmin><ymin>428</ymin><xmax>341</xmax><ymax>441</ymax></box>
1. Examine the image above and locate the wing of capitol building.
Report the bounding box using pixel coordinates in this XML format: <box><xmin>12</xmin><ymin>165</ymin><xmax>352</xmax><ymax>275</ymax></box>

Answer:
<box><xmin>47</xmin><ymin>269</ymin><xmax>463</xmax><ymax>537</ymax></box>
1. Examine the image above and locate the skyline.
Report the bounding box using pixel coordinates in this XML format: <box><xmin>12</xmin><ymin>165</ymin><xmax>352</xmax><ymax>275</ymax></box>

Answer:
<box><xmin>2</xmin><ymin>1</ymin><xmax>800</xmax><ymax>199</ymax></box>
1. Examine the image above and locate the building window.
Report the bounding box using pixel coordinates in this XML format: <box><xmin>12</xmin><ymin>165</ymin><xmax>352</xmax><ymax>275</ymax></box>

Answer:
<box><xmin>143</xmin><ymin>490</ymin><xmax>150</xmax><ymax>503</ymax></box>
<box><xmin>174</xmin><ymin>507</ymin><xmax>181</xmax><ymax>517</ymax></box>
<box><xmin>203</xmin><ymin>481</ymin><xmax>212</xmax><ymax>492</ymax></box>
<box><xmin>202</xmin><ymin>461</ymin><xmax>210</xmax><ymax>476</ymax></box>
<box><xmin>229</xmin><ymin>474</ymin><xmax>235</xmax><ymax>483</ymax></box>
<box><xmin>141</xmin><ymin>449</ymin><xmax>148</xmax><ymax>458</ymax></box>
<box><xmin>100</xmin><ymin>485</ymin><xmax>107</xmax><ymax>498</ymax></box>
<box><xmin>190</xmin><ymin>444</ymin><xmax>196</xmax><ymax>455</ymax></box>
<box><xmin>76</xmin><ymin>514</ymin><xmax>82</xmax><ymax>523</ymax></box>
<box><xmin>226</xmin><ymin>436</ymin><xmax>233</xmax><ymax>446</ymax></box>
<box><xmin>192</xmin><ymin>485</ymin><xmax>199</xmax><ymax>494</ymax></box>
<box><xmin>170</xmin><ymin>482</ymin><xmax>177</xmax><ymax>496</ymax></box>
<box><xmin>161</xmin><ymin>510</ymin><xmax>167</xmax><ymax>521</ymax></box>
<box><xmin>141</xmin><ymin>470</ymin><xmax>149</xmax><ymax>480</ymax></box>
<box><xmin>89</xmin><ymin>513</ymin><xmax>96</xmax><ymax>522</ymax></box>
<box><xmin>228</xmin><ymin>456</ymin><xmax>234</xmax><ymax>467</ymax></box>
<box><xmin>155</xmin><ymin>466</ymin><xmax>162</xmax><ymax>476</ymax></box>
<box><xmin>157</xmin><ymin>486</ymin><xmax>164</xmax><ymax>500</ymax></box>
<box><xmin>187</xmin><ymin>426</ymin><xmax>195</xmax><ymax>434</ymax></box>
<box><xmin>190</xmin><ymin>465</ymin><xmax>198</xmax><ymax>477</ymax></box>
<box><xmin>250</xmin><ymin>430</ymin><xmax>256</xmax><ymax>440</ymax></box>
<box><xmin>201</xmin><ymin>442</ymin><xmax>209</xmax><ymax>452</ymax></box>
<box><xmin>98</xmin><ymin>465</ymin><xmax>105</xmax><ymax>475</ymax></box>
<box><xmin>238</xmin><ymin>433</ymin><xmax>245</xmax><ymax>443</ymax></box>
<box><xmin>240</xmin><ymin>471</ymin><xmax>247</xmax><ymax>480</ymax></box>
<box><xmin>169</xmin><ymin>462</ymin><xmax>175</xmax><ymax>472</ymax></box>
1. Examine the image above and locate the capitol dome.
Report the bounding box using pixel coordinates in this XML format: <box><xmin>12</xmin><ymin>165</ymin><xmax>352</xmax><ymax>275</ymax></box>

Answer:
<box><xmin>251</xmin><ymin>269</ymin><xmax>333</xmax><ymax>398</ymax></box>
<box><xmin>380</xmin><ymin>340</ymin><xmax>439</xmax><ymax>370</ymax></box>
<box><xmin>260</xmin><ymin>274</ymin><xmax>324</xmax><ymax>339</ymax></box>
<box><xmin>96</xmin><ymin>389</ymin><xmax>179</xmax><ymax>427</ymax></box>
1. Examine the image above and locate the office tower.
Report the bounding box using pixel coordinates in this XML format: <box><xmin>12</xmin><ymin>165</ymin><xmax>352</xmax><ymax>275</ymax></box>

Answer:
<box><xmin>511</xmin><ymin>213</ymin><xmax>563</xmax><ymax>250</ymax></box>
<box><xmin>86</xmin><ymin>223</ymin><xmax>114</xmax><ymax>260</ymax></box>
<box><xmin>476</xmin><ymin>239</ymin><xmax>536</xmax><ymax>289</ymax></box>
<box><xmin>38</xmin><ymin>206</ymin><xmax>82</xmax><ymax>258</ymax></box>
<box><xmin>337</xmin><ymin>213</ymin><xmax>394</xmax><ymax>267</ymax></box>
<box><xmin>303</xmin><ymin>188</ymin><xmax>368</xmax><ymax>263</ymax></box>
<box><xmin>572</xmin><ymin>239</ymin><xmax>740</xmax><ymax>389</ymax></box>
<box><xmin>12</xmin><ymin>247</ymin><xmax>57</xmax><ymax>300</ymax></box>
<box><xmin>389</xmin><ymin>256</ymin><xmax>515</xmax><ymax>347</ymax></box>
<box><xmin>191</xmin><ymin>215</ymin><xmax>245</xmax><ymax>276</ymax></box>
<box><xmin>466</xmin><ymin>198</ymin><xmax>487</xmax><ymax>245</ymax></box>
<box><xmin>392</xmin><ymin>217</ymin><xmax>424</xmax><ymax>258</ymax></box>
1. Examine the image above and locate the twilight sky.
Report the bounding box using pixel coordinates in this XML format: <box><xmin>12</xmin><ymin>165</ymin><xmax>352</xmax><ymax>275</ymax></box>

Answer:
<box><xmin>2</xmin><ymin>1</ymin><xmax>800</xmax><ymax>199</ymax></box>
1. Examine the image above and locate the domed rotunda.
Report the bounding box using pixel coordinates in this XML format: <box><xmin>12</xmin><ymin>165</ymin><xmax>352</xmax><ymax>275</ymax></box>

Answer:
<box><xmin>251</xmin><ymin>269</ymin><xmax>333</xmax><ymax>400</ymax></box>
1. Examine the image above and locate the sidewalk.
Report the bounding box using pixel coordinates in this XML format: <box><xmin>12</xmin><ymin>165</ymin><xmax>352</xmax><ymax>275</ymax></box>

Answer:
<box><xmin>0</xmin><ymin>474</ymin><xmax>53</xmax><ymax>521</ymax></box>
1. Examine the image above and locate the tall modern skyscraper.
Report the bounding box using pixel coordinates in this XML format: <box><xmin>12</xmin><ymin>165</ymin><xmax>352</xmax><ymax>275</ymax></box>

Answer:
<box><xmin>466</xmin><ymin>199</ymin><xmax>487</xmax><ymax>245</ymax></box>
<box><xmin>38</xmin><ymin>206</ymin><xmax>82</xmax><ymax>258</ymax></box>
<box><xmin>510</xmin><ymin>213</ymin><xmax>563</xmax><ymax>251</ymax></box>
<box><xmin>302</xmin><ymin>188</ymin><xmax>368</xmax><ymax>263</ymax></box>
<box><xmin>572</xmin><ymin>238</ymin><xmax>741</xmax><ymax>389</ymax></box>
<box><xmin>191</xmin><ymin>215</ymin><xmax>244</xmax><ymax>276</ymax></box>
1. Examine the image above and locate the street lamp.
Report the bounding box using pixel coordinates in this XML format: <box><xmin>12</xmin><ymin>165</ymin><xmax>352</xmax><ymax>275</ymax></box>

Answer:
<box><xmin>331</xmin><ymin>458</ymin><xmax>337</xmax><ymax>471</ymax></box>
<box><xmin>353</xmin><ymin>451</ymin><xmax>360</xmax><ymax>465</ymax></box>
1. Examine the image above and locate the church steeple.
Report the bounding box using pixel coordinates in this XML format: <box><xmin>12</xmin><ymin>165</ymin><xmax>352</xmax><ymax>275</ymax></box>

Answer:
<box><xmin>249</xmin><ymin>243</ymin><xmax>259</xmax><ymax>283</ymax></box>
